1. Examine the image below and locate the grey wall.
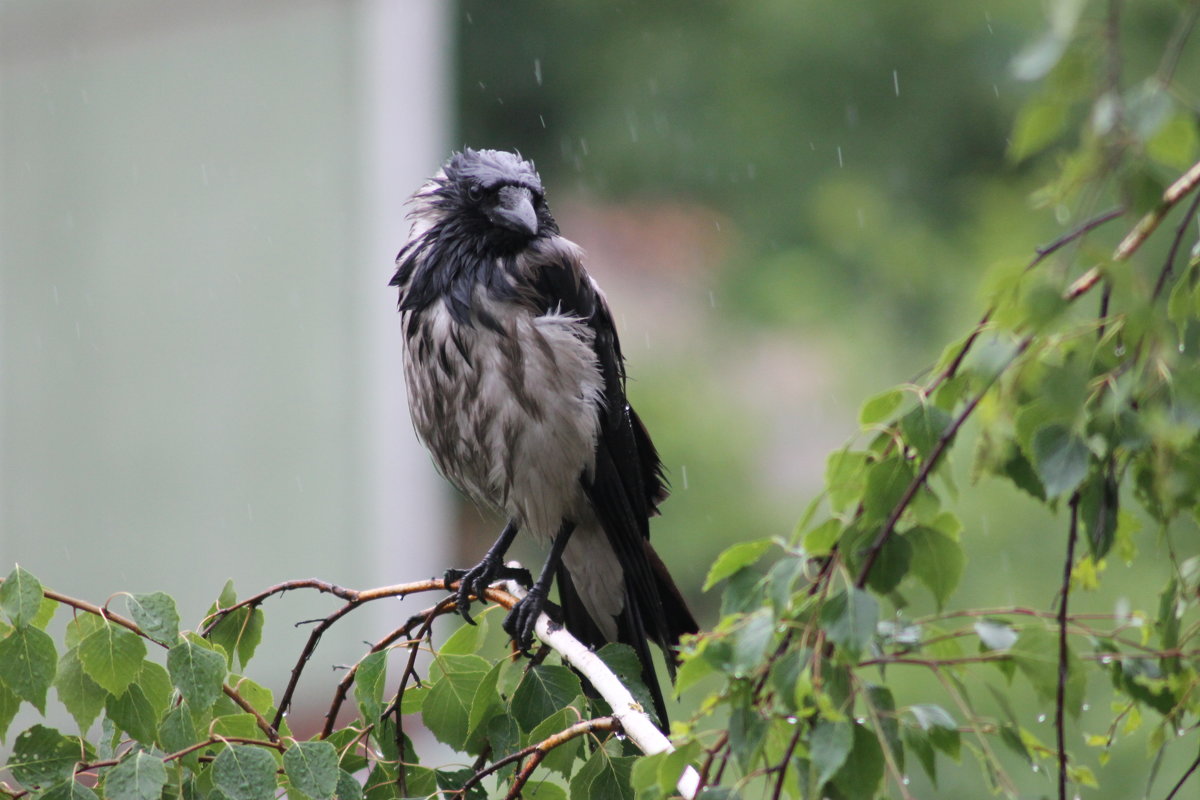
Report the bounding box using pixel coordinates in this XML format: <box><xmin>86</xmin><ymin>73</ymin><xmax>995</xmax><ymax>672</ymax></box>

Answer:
<box><xmin>0</xmin><ymin>0</ymin><xmax>451</xmax><ymax>721</ymax></box>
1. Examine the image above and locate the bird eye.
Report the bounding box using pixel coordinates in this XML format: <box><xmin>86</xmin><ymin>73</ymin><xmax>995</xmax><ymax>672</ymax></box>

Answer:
<box><xmin>466</xmin><ymin>184</ymin><xmax>484</xmax><ymax>202</ymax></box>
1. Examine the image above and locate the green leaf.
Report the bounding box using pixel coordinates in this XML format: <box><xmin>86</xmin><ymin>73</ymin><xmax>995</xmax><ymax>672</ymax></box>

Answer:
<box><xmin>515</xmin><ymin>781</ymin><xmax>566</xmax><ymax>800</ymax></box>
<box><xmin>39</xmin><ymin>779</ymin><xmax>100</xmax><ymax>800</ymax></box>
<box><xmin>423</xmin><ymin>655</ymin><xmax>492</xmax><ymax>750</ymax></box>
<box><xmin>158</xmin><ymin>702</ymin><xmax>199</xmax><ymax>758</ymax></box>
<box><xmin>1079</xmin><ymin>471</ymin><xmax>1119</xmax><ymax>560</ymax></box>
<box><xmin>1011</xmin><ymin>626</ymin><xmax>1085</xmax><ymax>717</ymax></box>
<box><xmin>905</xmin><ymin>526</ymin><xmax>965</xmax><ymax>610</ymax></box>
<box><xmin>0</xmin><ymin>681</ymin><xmax>20</xmax><ymax>743</ymax></box>
<box><xmin>859</xmin><ymin>388</ymin><xmax>904</xmax><ymax>428</ymax></box>
<box><xmin>803</xmin><ymin>519</ymin><xmax>843</xmax><ymax>557</ymax></box>
<box><xmin>212</xmin><ymin>714</ymin><xmax>263</xmax><ymax>741</ymax></box>
<box><xmin>105</xmin><ymin>750</ymin><xmax>168</xmax><ymax>800</ymax></box>
<box><xmin>903</xmin><ymin>725</ymin><xmax>937</xmax><ymax>786</ymax></box>
<box><xmin>0</xmin><ymin>625</ymin><xmax>58</xmax><ymax>712</ymax></box>
<box><xmin>76</xmin><ymin>623</ymin><xmax>145</xmax><ymax>697</ymax></box>
<box><xmin>440</xmin><ymin>615</ymin><xmax>487</xmax><ymax>655</ymax></box>
<box><xmin>1147</xmin><ymin>111</ymin><xmax>1199</xmax><ymax>170</ymax></box>
<box><xmin>901</xmin><ymin>402</ymin><xmax>953</xmax><ymax>460</ymax></box>
<box><xmin>1</xmin><ymin>565</ymin><xmax>44</xmax><ymax>627</ymax></box>
<box><xmin>819</xmin><ymin>589</ymin><xmax>878</xmax><ymax>660</ymax></box>
<box><xmin>569</xmin><ymin>747</ymin><xmax>634</xmax><ymax>800</ymax></box>
<box><xmin>54</xmin><ymin>647</ymin><xmax>107</xmax><ymax>733</ymax></box>
<box><xmin>864</xmin><ymin>533</ymin><xmax>912</xmax><ymax>595</ymax></box>
<box><xmin>510</xmin><ymin>664</ymin><xmax>583</xmax><ymax>732</ymax></box>
<box><xmin>167</xmin><ymin>635</ymin><xmax>226</xmax><ymax>713</ymax></box>
<box><xmin>810</xmin><ymin>720</ymin><xmax>853</xmax><ymax>787</ymax></box>
<box><xmin>352</xmin><ymin>650</ymin><xmax>387</xmax><ymax>721</ymax></box>
<box><xmin>212</xmin><ymin>745</ymin><xmax>279</xmax><ymax>800</ymax></box>
<box><xmin>126</xmin><ymin>593</ymin><xmax>180</xmax><ymax>647</ymax></box>
<box><xmin>861</xmin><ymin>457</ymin><xmax>915</xmax><ymax>523</ymax></box>
<box><xmin>136</xmin><ymin>661</ymin><xmax>173</xmax><ymax>718</ymax></box>
<box><xmin>9</xmin><ymin>725</ymin><xmax>86</xmax><ymax>788</ymax></box>
<box><xmin>1032</xmin><ymin>424</ymin><xmax>1089</xmax><ymax>499</ymax></box>
<box><xmin>1009</xmin><ymin>96</ymin><xmax>1068</xmax><ymax>160</ymax></box>
<box><xmin>208</xmin><ymin>607</ymin><xmax>264</xmax><ymax>670</ymax></box>
<box><xmin>335</xmin><ymin>770</ymin><xmax>362</xmax><ymax>800</ymax></box>
<box><xmin>826</xmin><ymin>450</ymin><xmax>869</xmax><ymax>513</ymax></box>
<box><xmin>731</xmin><ymin>608</ymin><xmax>776</xmax><ymax>674</ymax></box>
<box><xmin>526</xmin><ymin>707</ymin><xmax>582</xmax><ymax>776</ymax></box>
<box><xmin>284</xmin><ymin>741</ymin><xmax>339</xmax><ymax>800</ymax></box>
<box><xmin>106</xmin><ymin>683</ymin><xmax>158</xmax><ymax>745</ymax></box>
<box><xmin>832</xmin><ymin>722</ymin><xmax>885</xmax><ymax>799</ymax></box>
<box><xmin>703</xmin><ymin>538</ymin><xmax>774</xmax><ymax>591</ymax></box>
<box><xmin>910</xmin><ymin>704</ymin><xmax>960</xmax><ymax>759</ymax></box>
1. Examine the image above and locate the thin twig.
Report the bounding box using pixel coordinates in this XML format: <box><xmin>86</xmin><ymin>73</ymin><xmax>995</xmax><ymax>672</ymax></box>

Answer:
<box><xmin>855</xmin><ymin>336</ymin><xmax>1031</xmax><ymax>588</ymax></box>
<box><xmin>1165</xmin><ymin>744</ymin><xmax>1200</xmax><ymax>800</ymax></box>
<box><xmin>1152</xmin><ymin>186</ymin><xmax>1200</xmax><ymax>301</ymax></box>
<box><xmin>455</xmin><ymin>716</ymin><xmax>616</xmax><ymax>798</ymax></box>
<box><xmin>321</xmin><ymin>601</ymin><xmax>452</xmax><ymax>738</ymax></box>
<box><xmin>270</xmin><ymin>578</ymin><xmax>450</xmax><ymax>729</ymax></box>
<box><xmin>1057</xmin><ymin>495</ymin><xmax>1081</xmax><ymax>800</ymax></box>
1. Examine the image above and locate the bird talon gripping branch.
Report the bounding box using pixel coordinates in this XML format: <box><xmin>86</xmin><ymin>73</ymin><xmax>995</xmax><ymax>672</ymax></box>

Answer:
<box><xmin>392</xmin><ymin>149</ymin><xmax>698</xmax><ymax>731</ymax></box>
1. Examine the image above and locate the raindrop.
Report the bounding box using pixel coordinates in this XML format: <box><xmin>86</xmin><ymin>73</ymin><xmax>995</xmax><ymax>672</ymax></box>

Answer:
<box><xmin>855</xmin><ymin>717</ymin><xmax>866</xmax><ymax>725</ymax></box>
<box><xmin>681</xmin><ymin>465</ymin><xmax>690</xmax><ymax>490</ymax></box>
<box><xmin>52</xmin><ymin>285</ymin><xmax>60</xmax><ymax>305</ymax></box>
<box><xmin>533</xmin><ymin>58</ymin><xmax>542</xmax><ymax>86</ymax></box>
<box><xmin>464</xmin><ymin>11</ymin><xmax>472</xmax><ymax>24</ymax></box>
<box><xmin>902</xmin><ymin>776</ymin><xmax>910</xmax><ymax>786</ymax></box>
<box><xmin>1032</xmin><ymin>765</ymin><xmax>1040</xmax><ymax>773</ymax></box>
<box><xmin>985</xmin><ymin>11</ymin><xmax>994</xmax><ymax>34</ymax></box>
<box><xmin>1115</xmin><ymin>343</ymin><xmax>1126</xmax><ymax>356</ymax></box>
<box><xmin>837</xmin><ymin>146</ymin><xmax>844</xmax><ymax>167</ymax></box>
<box><xmin>708</xmin><ymin>290</ymin><xmax>716</xmax><ymax>308</ymax></box>
<box><xmin>477</xmin><ymin>81</ymin><xmax>486</xmax><ymax>91</ymax></box>
<box><xmin>539</xmin><ymin>115</ymin><xmax>546</xmax><ymax>129</ymax></box>
<box><xmin>1099</xmin><ymin>655</ymin><xmax>1113</xmax><ymax>664</ymax></box>
<box><xmin>993</xmin><ymin>84</ymin><xmax>1000</xmax><ymax>98</ymax></box>
<box><xmin>1081</xmin><ymin>704</ymin><xmax>1090</xmax><ymax>712</ymax></box>
<box><xmin>857</xmin><ymin>208</ymin><xmax>865</xmax><ymax>229</ymax></box>
<box><xmin>1179</xmin><ymin>342</ymin><xmax>1186</xmax><ymax>353</ymax></box>
<box><xmin>892</xmin><ymin>69</ymin><xmax>900</xmax><ymax>96</ymax></box>
<box><xmin>1037</xmin><ymin>714</ymin><xmax>1047</xmax><ymax>723</ymax></box>
<box><xmin>200</xmin><ymin>164</ymin><xmax>210</xmax><ymax>186</ymax></box>
<box><xmin>786</xmin><ymin>716</ymin><xmax>798</xmax><ymax>725</ymax></box>
<box><xmin>579</xmin><ymin>138</ymin><xmax>589</xmax><ymax>156</ymax></box>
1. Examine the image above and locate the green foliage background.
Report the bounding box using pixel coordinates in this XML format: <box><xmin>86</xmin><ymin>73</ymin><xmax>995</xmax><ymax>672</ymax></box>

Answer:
<box><xmin>3</xmin><ymin>1</ymin><xmax>1200</xmax><ymax>799</ymax></box>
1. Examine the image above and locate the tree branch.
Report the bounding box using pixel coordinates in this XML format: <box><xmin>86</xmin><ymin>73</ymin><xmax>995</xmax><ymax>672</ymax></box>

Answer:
<box><xmin>1057</xmin><ymin>495</ymin><xmax>1081</xmax><ymax>800</ymax></box>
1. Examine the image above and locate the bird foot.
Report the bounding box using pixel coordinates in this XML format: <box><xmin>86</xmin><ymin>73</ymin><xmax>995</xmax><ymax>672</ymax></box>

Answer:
<box><xmin>502</xmin><ymin>585</ymin><xmax>547</xmax><ymax>654</ymax></box>
<box><xmin>444</xmin><ymin>560</ymin><xmax>532</xmax><ymax>625</ymax></box>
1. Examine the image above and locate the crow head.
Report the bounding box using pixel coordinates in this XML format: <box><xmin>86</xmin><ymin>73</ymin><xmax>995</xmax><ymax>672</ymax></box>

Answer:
<box><xmin>428</xmin><ymin>149</ymin><xmax>556</xmax><ymax>253</ymax></box>
<box><xmin>393</xmin><ymin>149</ymin><xmax>560</xmax><ymax>321</ymax></box>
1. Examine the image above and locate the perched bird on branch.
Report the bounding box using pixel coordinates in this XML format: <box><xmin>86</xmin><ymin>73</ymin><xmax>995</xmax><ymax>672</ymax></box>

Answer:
<box><xmin>391</xmin><ymin>148</ymin><xmax>697</xmax><ymax>727</ymax></box>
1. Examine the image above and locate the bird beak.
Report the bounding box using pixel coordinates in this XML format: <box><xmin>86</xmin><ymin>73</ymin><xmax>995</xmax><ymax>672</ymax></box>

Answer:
<box><xmin>490</xmin><ymin>186</ymin><xmax>539</xmax><ymax>236</ymax></box>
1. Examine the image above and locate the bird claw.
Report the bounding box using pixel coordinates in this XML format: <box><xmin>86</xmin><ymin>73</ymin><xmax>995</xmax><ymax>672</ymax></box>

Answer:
<box><xmin>444</xmin><ymin>561</ymin><xmax>532</xmax><ymax>625</ymax></box>
<box><xmin>502</xmin><ymin>586</ymin><xmax>546</xmax><ymax>654</ymax></box>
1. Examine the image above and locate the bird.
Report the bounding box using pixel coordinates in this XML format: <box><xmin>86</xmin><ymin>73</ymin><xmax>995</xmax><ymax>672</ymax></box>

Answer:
<box><xmin>390</xmin><ymin>148</ymin><xmax>697</xmax><ymax>728</ymax></box>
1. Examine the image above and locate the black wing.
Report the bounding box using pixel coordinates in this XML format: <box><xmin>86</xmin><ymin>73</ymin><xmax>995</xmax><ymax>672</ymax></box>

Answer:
<box><xmin>527</xmin><ymin>241</ymin><xmax>697</xmax><ymax>728</ymax></box>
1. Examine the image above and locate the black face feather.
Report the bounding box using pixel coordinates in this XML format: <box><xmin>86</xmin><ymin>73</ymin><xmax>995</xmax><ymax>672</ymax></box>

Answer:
<box><xmin>391</xmin><ymin>149</ymin><xmax>559</xmax><ymax>328</ymax></box>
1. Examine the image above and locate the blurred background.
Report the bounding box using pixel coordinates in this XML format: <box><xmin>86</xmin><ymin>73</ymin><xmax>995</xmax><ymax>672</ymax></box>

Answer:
<box><xmin>3</xmin><ymin>0</ymin><xmax>1192</xmax><ymax>795</ymax></box>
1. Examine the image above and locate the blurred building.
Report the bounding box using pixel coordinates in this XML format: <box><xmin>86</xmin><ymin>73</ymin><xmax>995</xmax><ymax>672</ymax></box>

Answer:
<box><xmin>0</xmin><ymin>0</ymin><xmax>450</xmax><ymax>723</ymax></box>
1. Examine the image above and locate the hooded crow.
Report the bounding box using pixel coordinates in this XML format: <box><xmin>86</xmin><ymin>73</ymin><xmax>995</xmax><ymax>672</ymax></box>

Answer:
<box><xmin>391</xmin><ymin>148</ymin><xmax>697</xmax><ymax>727</ymax></box>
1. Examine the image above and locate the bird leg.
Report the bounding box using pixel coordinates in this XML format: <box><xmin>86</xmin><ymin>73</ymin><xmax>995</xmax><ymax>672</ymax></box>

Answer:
<box><xmin>444</xmin><ymin>520</ymin><xmax>530</xmax><ymax>625</ymax></box>
<box><xmin>504</xmin><ymin>519</ymin><xmax>576</xmax><ymax>653</ymax></box>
